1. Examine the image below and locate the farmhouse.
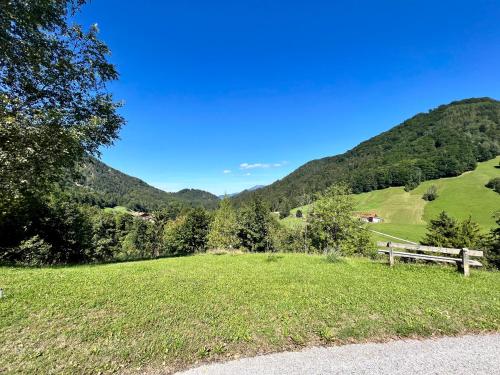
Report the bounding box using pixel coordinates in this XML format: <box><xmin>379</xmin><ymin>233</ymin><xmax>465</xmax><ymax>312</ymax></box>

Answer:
<box><xmin>132</xmin><ymin>212</ymin><xmax>154</xmax><ymax>221</ymax></box>
<box><xmin>357</xmin><ymin>212</ymin><xmax>384</xmax><ymax>223</ymax></box>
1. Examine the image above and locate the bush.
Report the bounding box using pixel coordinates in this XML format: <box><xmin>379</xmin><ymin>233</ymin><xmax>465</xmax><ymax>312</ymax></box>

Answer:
<box><xmin>279</xmin><ymin>208</ymin><xmax>290</xmax><ymax>219</ymax></box>
<box><xmin>265</xmin><ymin>254</ymin><xmax>283</xmax><ymax>262</ymax></box>
<box><xmin>422</xmin><ymin>185</ymin><xmax>439</xmax><ymax>201</ymax></box>
<box><xmin>0</xmin><ymin>195</ymin><xmax>94</xmax><ymax>266</ymax></box>
<box><xmin>308</xmin><ymin>183</ymin><xmax>375</xmax><ymax>256</ymax></box>
<box><xmin>269</xmin><ymin>221</ymin><xmax>306</xmax><ymax>253</ymax></box>
<box><xmin>325</xmin><ymin>248</ymin><xmax>343</xmax><ymax>263</ymax></box>
<box><xmin>486</xmin><ymin>177</ymin><xmax>500</xmax><ymax>194</ymax></box>
<box><xmin>163</xmin><ymin>208</ymin><xmax>210</xmax><ymax>256</ymax></box>
<box><xmin>404</xmin><ymin>181</ymin><xmax>419</xmax><ymax>192</ymax></box>
<box><xmin>15</xmin><ymin>236</ymin><xmax>54</xmax><ymax>267</ymax></box>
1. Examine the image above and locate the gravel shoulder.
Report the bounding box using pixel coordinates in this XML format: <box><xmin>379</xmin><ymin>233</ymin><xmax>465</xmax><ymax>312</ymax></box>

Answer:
<box><xmin>176</xmin><ymin>334</ymin><xmax>500</xmax><ymax>375</ymax></box>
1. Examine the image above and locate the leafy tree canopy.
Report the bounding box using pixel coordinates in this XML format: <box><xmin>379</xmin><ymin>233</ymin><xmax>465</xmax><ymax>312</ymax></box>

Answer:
<box><xmin>0</xmin><ymin>0</ymin><xmax>124</xmax><ymax>209</ymax></box>
<box><xmin>308</xmin><ymin>183</ymin><xmax>374</xmax><ymax>256</ymax></box>
<box><xmin>208</xmin><ymin>197</ymin><xmax>240</xmax><ymax>249</ymax></box>
<box><xmin>422</xmin><ymin>211</ymin><xmax>482</xmax><ymax>249</ymax></box>
<box><xmin>238</xmin><ymin>196</ymin><xmax>273</xmax><ymax>252</ymax></box>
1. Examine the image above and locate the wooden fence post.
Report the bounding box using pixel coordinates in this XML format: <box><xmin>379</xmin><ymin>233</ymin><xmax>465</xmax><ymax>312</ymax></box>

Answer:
<box><xmin>461</xmin><ymin>248</ymin><xmax>470</xmax><ymax>277</ymax></box>
<box><xmin>388</xmin><ymin>242</ymin><xmax>394</xmax><ymax>267</ymax></box>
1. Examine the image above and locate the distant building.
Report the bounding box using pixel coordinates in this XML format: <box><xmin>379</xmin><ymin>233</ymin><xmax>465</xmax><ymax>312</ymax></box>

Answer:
<box><xmin>357</xmin><ymin>212</ymin><xmax>383</xmax><ymax>223</ymax></box>
<box><xmin>132</xmin><ymin>212</ymin><xmax>154</xmax><ymax>221</ymax></box>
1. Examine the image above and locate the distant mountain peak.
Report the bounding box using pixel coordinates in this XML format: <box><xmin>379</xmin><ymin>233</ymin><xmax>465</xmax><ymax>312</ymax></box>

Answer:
<box><xmin>219</xmin><ymin>184</ymin><xmax>266</xmax><ymax>199</ymax></box>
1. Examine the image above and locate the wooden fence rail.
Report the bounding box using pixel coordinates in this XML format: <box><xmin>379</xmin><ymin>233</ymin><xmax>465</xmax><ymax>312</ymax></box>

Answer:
<box><xmin>377</xmin><ymin>241</ymin><xmax>484</xmax><ymax>277</ymax></box>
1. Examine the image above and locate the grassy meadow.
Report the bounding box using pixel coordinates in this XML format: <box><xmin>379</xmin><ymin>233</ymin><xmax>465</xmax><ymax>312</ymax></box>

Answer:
<box><xmin>103</xmin><ymin>206</ymin><xmax>132</xmax><ymax>214</ymax></box>
<box><xmin>1</xmin><ymin>253</ymin><xmax>499</xmax><ymax>374</ymax></box>
<box><xmin>285</xmin><ymin>157</ymin><xmax>500</xmax><ymax>243</ymax></box>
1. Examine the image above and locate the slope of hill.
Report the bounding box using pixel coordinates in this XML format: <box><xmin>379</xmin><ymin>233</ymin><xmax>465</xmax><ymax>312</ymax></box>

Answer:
<box><xmin>219</xmin><ymin>185</ymin><xmax>266</xmax><ymax>199</ymax></box>
<box><xmin>70</xmin><ymin>158</ymin><xmax>220</xmax><ymax>211</ymax></box>
<box><xmin>284</xmin><ymin>157</ymin><xmax>500</xmax><ymax>243</ymax></box>
<box><xmin>235</xmin><ymin>98</ymin><xmax>500</xmax><ymax>210</ymax></box>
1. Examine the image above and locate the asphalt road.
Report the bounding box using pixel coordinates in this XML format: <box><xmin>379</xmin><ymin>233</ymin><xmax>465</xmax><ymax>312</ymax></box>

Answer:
<box><xmin>177</xmin><ymin>334</ymin><xmax>500</xmax><ymax>375</ymax></box>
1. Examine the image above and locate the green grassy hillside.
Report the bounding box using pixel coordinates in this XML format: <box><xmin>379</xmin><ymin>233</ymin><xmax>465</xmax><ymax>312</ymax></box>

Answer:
<box><xmin>284</xmin><ymin>157</ymin><xmax>500</xmax><ymax>243</ymax></box>
<box><xmin>236</xmin><ymin>98</ymin><xmax>500</xmax><ymax>210</ymax></box>
<box><xmin>1</xmin><ymin>254</ymin><xmax>499</xmax><ymax>374</ymax></box>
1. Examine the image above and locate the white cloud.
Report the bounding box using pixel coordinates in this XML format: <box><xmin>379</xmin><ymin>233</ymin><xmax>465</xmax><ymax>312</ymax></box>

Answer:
<box><xmin>240</xmin><ymin>163</ymin><xmax>267</xmax><ymax>170</ymax></box>
<box><xmin>245</xmin><ymin>172</ymin><xmax>251</xmax><ymax>176</ymax></box>
<box><xmin>223</xmin><ymin>169</ymin><xmax>232</xmax><ymax>174</ymax></box>
<box><xmin>240</xmin><ymin>161</ymin><xmax>287</xmax><ymax>170</ymax></box>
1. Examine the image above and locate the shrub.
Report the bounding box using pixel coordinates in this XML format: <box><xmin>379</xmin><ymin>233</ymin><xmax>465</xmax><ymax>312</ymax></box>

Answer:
<box><xmin>325</xmin><ymin>248</ymin><xmax>343</xmax><ymax>263</ymax></box>
<box><xmin>163</xmin><ymin>208</ymin><xmax>210</xmax><ymax>256</ymax></box>
<box><xmin>486</xmin><ymin>177</ymin><xmax>500</xmax><ymax>194</ymax></box>
<box><xmin>404</xmin><ymin>181</ymin><xmax>419</xmax><ymax>192</ymax></box>
<box><xmin>308</xmin><ymin>183</ymin><xmax>375</xmax><ymax>256</ymax></box>
<box><xmin>269</xmin><ymin>221</ymin><xmax>306</xmax><ymax>253</ymax></box>
<box><xmin>422</xmin><ymin>185</ymin><xmax>439</xmax><ymax>201</ymax></box>
<box><xmin>15</xmin><ymin>236</ymin><xmax>53</xmax><ymax>267</ymax></box>
<box><xmin>265</xmin><ymin>254</ymin><xmax>283</xmax><ymax>262</ymax></box>
<box><xmin>279</xmin><ymin>208</ymin><xmax>290</xmax><ymax>219</ymax></box>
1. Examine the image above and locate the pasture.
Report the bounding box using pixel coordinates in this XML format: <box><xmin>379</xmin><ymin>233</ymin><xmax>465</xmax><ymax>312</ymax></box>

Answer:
<box><xmin>1</xmin><ymin>253</ymin><xmax>499</xmax><ymax>374</ymax></box>
<box><xmin>284</xmin><ymin>157</ymin><xmax>500</xmax><ymax>243</ymax></box>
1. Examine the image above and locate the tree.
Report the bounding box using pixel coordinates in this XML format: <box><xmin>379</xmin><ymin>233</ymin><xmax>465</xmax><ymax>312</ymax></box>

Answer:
<box><xmin>308</xmin><ymin>183</ymin><xmax>373</xmax><ymax>256</ymax></box>
<box><xmin>90</xmin><ymin>211</ymin><xmax>120</xmax><ymax>262</ymax></box>
<box><xmin>163</xmin><ymin>208</ymin><xmax>210</xmax><ymax>255</ymax></box>
<box><xmin>457</xmin><ymin>216</ymin><xmax>482</xmax><ymax>249</ymax></box>
<box><xmin>1</xmin><ymin>0</ymin><xmax>124</xmax><ymax>210</ymax></box>
<box><xmin>0</xmin><ymin>194</ymin><xmax>93</xmax><ymax>265</ymax></box>
<box><xmin>422</xmin><ymin>212</ymin><xmax>459</xmax><ymax>248</ymax></box>
<box><xmin>484</xmin><ymin>217</ymin><xmax>500</xmax><ymax>269</ymax></box>
<box><xmin>238</xmin><ymin>196</ymin><xmax>272</xmax><ymax>252</ymax></box>
<box><xmin>122</xmin><ymin>219</ymin><xmax>150</xmax><ymax>259</ymax></box>
<box><xmin>208</xmin><ymin>198</ymin><xmax>240</xmax><ymax>249</ymax></box>
<box><xmin>163</xmin><ymin>216</ymin><xmax>187</xmax><ymax>256</ymax></box>
<box><xmin>183</xmin><ymin>208</ymin><xmax>210</xmax><ymax>253</ymax></box>
<box><xmin>278</xmin><ymin>200</ymin><xmax>291</xmax><ymax>219</ymax></box>
<box><xmin>423</xmin><ymin>212</ymin><xmax>483</xmax><ymax>249</ymax></box>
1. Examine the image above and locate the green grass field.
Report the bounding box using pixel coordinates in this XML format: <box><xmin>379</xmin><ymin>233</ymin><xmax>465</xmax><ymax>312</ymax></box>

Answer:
<box><xmin>103</xmin><ymin>206</ymin><xmax>132</xmax><ymax>214</ymax></box>
<box><xmin>1</xmin><ymin>254</ymin><xmax>499</xmax><ymax>374</ymax></box>
<box><xmin>285</xmin><ymin>157</ymin><xmax>500</xmax><ymax>243</ymax></box>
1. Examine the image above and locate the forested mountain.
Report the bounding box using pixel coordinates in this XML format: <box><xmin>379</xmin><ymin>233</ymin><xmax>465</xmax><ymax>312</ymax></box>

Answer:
<box><xmin>234</xmin><ymin>98</ymin><xmax>500</xmax><ymax>210</ymax></box>
<box><xmin>68</xmin><ymin>158</ymin><xmax>220</xmax><ymax>211</ymax></box>
<box><xmin>220</xmin><ymin>185</ymin><xmax>266</xmax><ymax>198</ymax></box>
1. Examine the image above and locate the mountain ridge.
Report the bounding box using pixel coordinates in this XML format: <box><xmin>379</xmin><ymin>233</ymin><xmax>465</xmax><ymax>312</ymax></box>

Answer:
<box><xmin>233</xmin><ymin>98</ymin><xmax>500</xmax><ymax>210</ymax></box>
<box><xmin>70</xmin><ymin>157</ymin><xmax>220</xmax><ymax>211</ymax></box>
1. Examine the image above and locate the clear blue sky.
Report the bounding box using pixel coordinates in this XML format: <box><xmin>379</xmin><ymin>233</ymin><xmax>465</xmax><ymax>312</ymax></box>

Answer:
<box><xmin>77</xmin><ymin>0</ymin><xmax>500</xmax><ymax>195</ymax></box>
